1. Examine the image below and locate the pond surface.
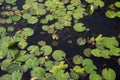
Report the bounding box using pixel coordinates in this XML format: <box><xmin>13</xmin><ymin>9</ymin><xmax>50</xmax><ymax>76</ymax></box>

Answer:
<box><xmin>0</xmin><ymin>0</ymin><xmax>120</xmax><ymax>80</ymax></box>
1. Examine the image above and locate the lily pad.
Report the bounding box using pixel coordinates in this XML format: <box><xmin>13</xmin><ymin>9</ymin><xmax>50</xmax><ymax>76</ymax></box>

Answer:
<box><xmin>52</xmin><ymin>50</ymin><xmax>66</xmax><ymax>60</ymax></box>
<box><xmin>27</xmin><ymin>16</ymin><xmax>38</xmax><ymax>24</ymax></box>
<box><xmin>73</xmin><ymin>23</ymin><xmax>86</xmax><ymax>32</ymax></box>
<box><xmin>105</xmin><ymin>10</ymin><xmax>116</xmax><ymax>18</ymax></box>
<box><xmin>116</xmin><ymin>11</ymin><xmax>120</xmax><ymax>18</ymax></box>
<box><xmin>40</xmin><ymin>45</ymin><xmax>52</xmax><ymax>55</ymax></box>
<box><xmin>102</xmin><ymin>68</ymin><xmax>116</xmax><ymax>80</ymax></box>
<box><xmin>31</xmin><ymin>67</ymin><xmax>46</xmax><ymax>79</ymax></box>
<box><xmin>89</xmin><ymin>73</ymin><xmax>102</xmax><ymax>80</ymax></box>
<box><xmin>22</xmin><ymin>13</ymin><xmax>31</xmax><ymax>19</ymax></box>
<box><xmin>77</xmin><ymin>37</ymin><xmax>86</xmax><ymax>46</ymax></box>
<box><xmin>5</xmin><ymin>0</ymin><xmax>16</xmax><ymax>4</ymax></box>
<box><xmin>114</xmin><ymin>1</ymin><xmax>120</xmax><ymax>8</ymax></box>
<box><xmin>73</xmin><ymin>55</ymin><xmax>83</xmax><ymax>64</ymax></box>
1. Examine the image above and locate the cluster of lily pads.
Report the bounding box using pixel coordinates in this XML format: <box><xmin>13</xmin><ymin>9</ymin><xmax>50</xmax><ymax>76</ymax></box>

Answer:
<box><xmin>105</xmin><ymin>1</ymin><xmax>120</xmax><ymax>18</ymax></box>
<box><xmin>0</xmin><ymin>0</ymin><xmax>120</xmax><ymax>80</ymax></box>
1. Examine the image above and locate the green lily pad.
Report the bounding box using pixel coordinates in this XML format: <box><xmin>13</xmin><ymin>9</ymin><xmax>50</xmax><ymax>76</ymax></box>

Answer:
<box><xmin>116</xmin><ymin>11</ymin><xmax>120</xmax><ymax>18</ymax></box>
<box><xmin>77</xmin><ymin>37</ymin><xmax>86</xmax><ymax>46</ymax></box>
<box><xmin>102</xmin><ymin>68</ymin><xmax>116</xmax><ymax>80</ymax></box>
<box><xmin>83</xmin><ymin>48</ymin><xmax>92</xmax><ymax>57</ymax></box>
<box><xmin>7</xmin><ymin>63</ymin><xmax>21</xmax><ymax>73</ymax></box>
<box><xmin>0</xmin><ymin>74</ymin><xmax>12</xmax><ymax>80</ymax></box>
<box><xmin>22</xmin><ymin>13</ymin><xmax>31</xmax><ymax>19</ymax></box>
<box><xmin>105</xmin><ymin>10</ymin><xmax>116</xmax><ymax>18</ymax></box>
<box><xmin>31</xmin><ymin>67</ymin><xmax>46</xmax><ymax>79</ymax></box>
<box><xmin>73</xmin><ymin>55</ymin><xmax>83</xmax><ymax>64</ymax></box>
<box><xmin>18</xmin><ymin>39</ymin><xmax>28</xmax><ymax>49</ymax></box>
<box><xmin>27</xmin><ymin>16</ymin><xmax>38</xmax><ymax>24</ymax></box>
<box><xmin>25</xmin><ymin>57</ymin><xmax>39</xmax><ymax>68</ymax></box>
<box><xmin>85</xmin><ymin>0</ymin><xmax>94</xmax><ymax>3</ymax></box>
<box><xmin>52</xmin><ymin>50</ymin><xmax>66</xmax><ymax>60</ymax></box>
<box><xmin>5</xmin><ymin>0</ymin><xmax>16</xmax><ymax>4</ymax></box>
<box><xmin>1</xmin><ymin>59</ymin><xmax>12</xmax><ymax>71</ymax></box>
<box><xmin>12</xmin><ymin>71</ymin><xmax>22</xmax><ymax>80</ymax></box>
<box><xmin>114</xmin><ymin>1</ymin><xmax>120</xmax><ymax>8</ymax></box>
<box><xmin>42</xmin><ymin>25</ymin><xmax>49</xmax><ymax>31</ymax></box>
<box><xmin>11</xmin><ymin>15</ymin><xmax>21</xmax><ymax>21</ymax></box>
<box><xmin>94</xmin><ymin>0</ymin><xmax>104</xmax><ymax>8</ymax></box>
<box><xmin>45</xmin><ymin>14</ymin><xmax>54</xmax><ymax>21</ymax></box>
<box><xmin>40</xmin><ymin>45</ymin><xmax>52</xmax><ymax>55</ymax></box>
<box><xmin>89</xmin><ymin>73</ymin><xmax>102</xmax><ymax>80</ymax></box>
<box><xmin>73</xmin><ymin>23</ymin><xmax>86</xmax><ymax>32</ymax></box>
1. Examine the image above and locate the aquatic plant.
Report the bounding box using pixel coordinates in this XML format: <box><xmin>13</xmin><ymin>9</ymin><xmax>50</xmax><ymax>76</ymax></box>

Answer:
<box><xmin>0</xmin><ymin>0</ymin><xmax>119</xmax><ymax>80</ymax></box>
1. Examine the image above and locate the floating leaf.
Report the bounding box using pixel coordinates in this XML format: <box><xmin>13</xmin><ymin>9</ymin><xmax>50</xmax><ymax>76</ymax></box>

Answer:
<box><xmin>39</xmin><ymin>57</ymin><xmax>46</xmax><ymax>64</ymax></box>
<box><xmin>7</xmin><ymin>26</ymin><xmax>14</xmax><ymax>32</ymax></box>
<box><xmin>22</xmin><ymin>28</ymin><xmax>34</xmax><ymax>36</ymax></box>
<box><xmin>73</xmin><ymin>23</ymin><xmax>86</xmax><ymax>32</ymax></box>
<box><xmin>91</xmin><ymin>49</ymin><xmax>101</xmax><ymax>57</ymax></box>
<box><xmin>18</xmin><ymin>39</ymin><xmax>28</xmax><ymax>49</ymax></box>
<box><xmin>73</xmin><ymin>7</ymin><xmax>85</xmax><ymax>19</ymax></box>
<box><xmin>116</xmin><ymin>11</ymin><xmax>120</xmax><ymax>18</ymax></box>
<box><xmin>102</xmin><ymin>37</ymin><xmax>119</xmax><ymax>49</ymax></box>
<box><xmin>83</xmin><ymin>48</ymin><xmax>92</xmax><ymax>57</ymax></box>
<box><xmin>40</xmin><ymin>45</ymin><xmax>52</xmax><ymax>55</ymax></box>
<box><xmin>7</xmin><ymin>63</ymin><xmax>21</xmax><ymax>73</ymax></box>
<box><xmin>12</xmin><ymin>71</ymin><xmax>22</xmax><ymax>80</ymax></box>
<box><xmin>102</xmin><ymin>68</ymin><xmax>116</xmax><ymax>80</ymax></box>
<box><xmin>70</xmin><ymin>71</ymin><xmax>79</xmax><ymax>79</ymax></box>
<box><xmin>22</xmin><ymin>13</ymin><xmax>31</xmax><ymax>19</ymax></box>
<box><xmin>37</xmin><ymin>40</ymin><xmax>46</xmax><ymax>46</ymax></box>
<box><xmin>82</xmin><ymin>58</ymin><xmax>97</xmax><ymax>74</ymax></box>
<box><xmin>45</xmin><ymin>14</ymin><xmax>54</xmax><ymax>21</ymax></box>
<box><xmin>22</xmin><ymin>4</ymin><xmax>31</xmax><ymax>10</ymax></box>
<box><xmin>94</xmin><ymin>0</ymin><xmax>104</xmax><ymax>8</ymax></box>
<box><xmin>0</xmin><ymin>74</ymin><xmax>12</xmax><ymax>80</ymax></box>
<box><xmin>27</xmin><ymin>45</ymin><xmax>39</xmax><ymax>54</ymax></box>
<box><xmin>53</xmin><ymin>70</ymin><xmax>69</xmax><ymax>80</ymax></box>
<box><xmin>89</xmin><ymin>73</ymin><xmax>102</xmax><ymax>80</ymax></box>
<box><xmin>40</xmin><ymin>18</ymin><xmax>48</xmax><ymax>24</ymax></box>
<box><xmin>5</xmin><ymin>0</ymin><xmax>16</xmax><ymax>4</ymax></box>
<box><xmin>105</xmin><ymin>10</ymin><xmax>116</xmax><ymax>18</ymax></box>
<box><xmin>11</xmin><ymin>15</ymin><xmax>21</xmax><ymax>21</ymax></box>
<box><xmin>27</xmin><ymin>16</ymin><xmax>38</xmax><ymax>24</ymax></box>
<box><xmin>85</xmin><ymin>0</ymin><xmax>94</xmax><ymax>3</ymax></box>
<box><xmin>42</xmin><ymin>25</ymin><xmax>49</xmax><ymax>31</ymax></box>
<box><xmin>0</xmin><ymin>27</ymin><xmax>6</xmax><ymax>36</ymax></box>
<box><xmin>77</xmin><ymin>37</ymin><xmax>86</xmax><ymax>46</ymax></box>
<box><xmin>6</xmin><ymin>18</ymin><xmax>12</xmax><ymax>24</ymax></box>
<box><xmin>73</xmin><ymin>66</ymin><xmax>84</xmax><ymax>74</ymax></box>
<box><xmin>114</xmin><ymin>2</ymin><xmax>120</xmax><ymax>8</ymax></box>
<box><xmin>52</xmin><ymin>50</ymin><xmax>66</xmax><ymax>60</ymax></box>
<box><xmin>45</xmin><ymin>60</ymin><xmax>53</xmax><ymax>70</ymax></box>
<box><xmin>15</xmin><ymin>54</ymin><xmax>31</xmax><ymax>62</ymax></box>
<box><xmin>67</xmin><ymin>5</ymin><xmax>75</xmax><ymax>10</ymax></box>
<box><xmin>1</xmin><ymin>59</ymin><xmax>12</xmax><ymax>71</ymax></box>
<box><xmin>73</xmin><ymin>55</ymin><xmax>83</xmax><ymax>64</ymax></box>
<box><xmin>25</xmin><ymin>57</ymin><xmax>39</xmax><ymax>68</ymax></box>
<box><xmin>31</xmin><ymin>67</ymin><xmax>46</xmax><ymax>79</ymax></box>
<box><xmin>100</xmin><ymin>50</ymin><xmax>111</xmax><ymax>59</ymax></box>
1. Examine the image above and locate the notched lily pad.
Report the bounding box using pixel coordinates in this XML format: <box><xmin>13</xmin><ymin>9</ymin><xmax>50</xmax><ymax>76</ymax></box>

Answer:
<box><xmin>52</xmin><ymin>50</ymin><xmax>66</xmax><ymax>60</ymax></box>
<box><xmin>73</xmin><ymin>23</ymin><xmax>86</xmax><ymax>32</ymax></box>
